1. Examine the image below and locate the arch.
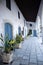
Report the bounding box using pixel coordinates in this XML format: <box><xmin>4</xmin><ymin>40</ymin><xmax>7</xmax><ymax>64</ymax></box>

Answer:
<box><xmin>5</xmin><ymin>23</ymin><xmax>13</xmax><ymax>40</ymax></box>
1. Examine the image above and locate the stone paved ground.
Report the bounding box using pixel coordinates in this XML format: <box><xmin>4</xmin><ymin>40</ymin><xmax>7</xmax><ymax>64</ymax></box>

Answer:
<box><xmin>0</xmin><ymin>37</ymin><xmax>43</xmax><ymax>65</ymax></box>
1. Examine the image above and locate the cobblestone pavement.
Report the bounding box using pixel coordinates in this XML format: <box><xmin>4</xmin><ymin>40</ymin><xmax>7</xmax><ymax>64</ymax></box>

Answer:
<box><xmin>0</xmin><ymin>37</ymin><xmax>43</xmax><ymax>65</ymax></box>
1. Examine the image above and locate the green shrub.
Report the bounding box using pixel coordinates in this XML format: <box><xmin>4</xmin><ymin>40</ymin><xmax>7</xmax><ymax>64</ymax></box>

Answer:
<box><xmin>15</xmin><ymin>35</ymin><xmax>23</xmax><ymax>44</ymax></box>
<box><xmin>4</xmin><ymin>34</ymin><xmax>16</xmax><ymax>53</ymax></box>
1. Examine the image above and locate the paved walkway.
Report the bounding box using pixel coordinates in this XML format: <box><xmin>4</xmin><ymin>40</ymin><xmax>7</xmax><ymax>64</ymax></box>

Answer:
<box><xmin>1</xmin><ymin>37</ymin><xmax>43</xmax><ymax>65</ymax></box>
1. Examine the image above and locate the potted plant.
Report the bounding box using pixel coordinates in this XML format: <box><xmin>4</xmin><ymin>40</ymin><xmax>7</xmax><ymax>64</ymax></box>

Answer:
<box><xmin>15</xmin><ymin>34</ymin><xmax>23</xmax><ymax>49</ymax></box>
<box><xmin>1</xmin><ymin>35</ymin><xmax>15</xmax><ymax>63</ymax></box>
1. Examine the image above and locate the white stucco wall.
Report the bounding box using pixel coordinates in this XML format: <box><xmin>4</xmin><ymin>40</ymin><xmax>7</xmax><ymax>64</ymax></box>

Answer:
<box><xmin>36</xmin><ymin>0</ymin><xmax>43</xmax><ymax>37</ymax></box>
<box><xmin>0</xmin><ymin>0</ymin><xmax>27</xmax><ymax>46</ymax></box>
<box><xmin>26</xmin><ymin>21</ymin><xmax>36</xmax><ymax>29</ymax></box>
<box><xmin>26</xmin><ymin>21</ymin><xmax>36</xmax><ymax>36</ymax></box>
<box><xmin>0</xmin><ymin>0</ymin><xmax>27</xmax><ymax>38</ymax></box>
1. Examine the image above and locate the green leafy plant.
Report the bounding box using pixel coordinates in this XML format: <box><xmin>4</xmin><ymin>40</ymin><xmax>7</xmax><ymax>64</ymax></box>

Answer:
<box><xmin>15</xmin><ymin>34</ymin><xmax>23</xmax><ymax>44</ymax></box>
<box><xmin>0</xmin><ymin>35</ymin><xmax>4</xmax><ymax>48</ymax></box>
<box><xmin>4</xmin><ymin>34</ymin><xmax>11</xmax><ymax>53</ymax></box>
<box><xmin>9</xmin><ymin>39</ymin><xmax>16</xmax><ymax>50</ymax></box>
<box><xmin>0</xmin><ymin>37</ymin><xmax>3</xmax><ymax>42</ymax></box>
<box><xmin>4</xmin><ymin>34</ymin><xmax>15</xmax><ymax>53</ymax></box>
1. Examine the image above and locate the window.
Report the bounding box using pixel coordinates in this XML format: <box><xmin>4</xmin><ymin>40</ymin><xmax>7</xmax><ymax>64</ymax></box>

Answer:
<box><xmin>30</xmin><ymin>24</ymin><xmax>32</xmax><ymax>27</ymax></box>
<box><xmin>6</xmin><ymin>0</ymin><xmax>11</xmax><ymax>10</ymax></box>
<box><xmin>18</xmin><ymin>11</ymin><xmax>20</xmax><ymax>19</ymax></box>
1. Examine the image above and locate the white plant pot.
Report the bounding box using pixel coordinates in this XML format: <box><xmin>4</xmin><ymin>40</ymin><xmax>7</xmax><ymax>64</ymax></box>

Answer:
<box><xmin>15</xmin><ymin>43</ymin><xmax>22</xmax><ymax>49</ymax></box>
<box><xmin>2</xmin><ymin>52</ymin><xmax>13</xmax><ymax>63</ymax></box>
<box><xmin>19</xmin><ymin>43</ymin><xmax>22</xmax><ymax>48</ymax></box>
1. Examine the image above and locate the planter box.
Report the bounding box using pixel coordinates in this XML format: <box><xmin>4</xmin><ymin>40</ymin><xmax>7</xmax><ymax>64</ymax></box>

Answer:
<box><xmin>14</xmin><ymin>43</ymin><xmax>22</xmax><ymax>49</ymax></box>
<box><xmin>2</xmin><ymin>52</ymin><xmax>13</xmax><ymax>63</ymax></box>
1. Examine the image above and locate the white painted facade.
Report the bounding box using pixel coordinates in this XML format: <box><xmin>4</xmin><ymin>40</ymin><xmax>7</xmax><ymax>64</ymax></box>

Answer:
<box><xmin>0</xmin><ymin>0</ymin><xmax>27</xmax><ymax>46</ymax></box>
<box><xmin>35</xmin><ymin>0</ymin><xmax>42</xmax><ymax>37</ymax></box>
<box><xmin>36</xmin><ymin>0</ymin><xmax>43</xmax><ymax>37</ymax></box>
<box><xmin>0</xmin><ymin>0</ymin><xmax>43</xmax><ymax>47</ymax></box>
<box><xmin>26</xmin><ymin>21</ymin><xmax>36</xmax><ymax>36</ymax></box>
<box><xmin>35</xmin><ymin>0</ymin><xmax>43</xmax><ymax>43</ymax></box>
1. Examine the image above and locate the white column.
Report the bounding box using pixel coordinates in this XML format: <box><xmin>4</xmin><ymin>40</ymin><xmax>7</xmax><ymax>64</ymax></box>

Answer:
<box><xmin>41</xmin><ymin>1</ymin><xmax>43</xmax><ymax>43</ymax></box>
<box><xmin>42</xmin><ymin>27</ymin><xmax>43</xmax><ymax>43</ymax></box>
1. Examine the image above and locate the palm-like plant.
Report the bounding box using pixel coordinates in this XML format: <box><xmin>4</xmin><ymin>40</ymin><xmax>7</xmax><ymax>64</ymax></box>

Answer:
<box><xmin>0</xmin><ymin>34</ymin><xmax>4</xmax><ymax>46</ymax></box>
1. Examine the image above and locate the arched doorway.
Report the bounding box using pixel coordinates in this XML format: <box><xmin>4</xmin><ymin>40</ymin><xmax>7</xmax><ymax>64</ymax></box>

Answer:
<box><xmin>33</xmin><ymin>30</ymin><xmax>37</xmax><ymax>36</ymax></box>
<box><xmin>18</xmin><ymin>26</ymin><xmax>21</xmax><ymax>35</ymax></box>
<box><xmin>5</xmin><ymin>23</ymin><xmax>13</xmax><ymax>40</ymax></box>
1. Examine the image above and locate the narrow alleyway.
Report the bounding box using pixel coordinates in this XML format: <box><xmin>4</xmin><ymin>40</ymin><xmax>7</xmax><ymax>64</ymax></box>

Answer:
<box><xmin>1</xmin><ymin>37</ymin><xmax>43</xmax><ymax>65</ymax></box>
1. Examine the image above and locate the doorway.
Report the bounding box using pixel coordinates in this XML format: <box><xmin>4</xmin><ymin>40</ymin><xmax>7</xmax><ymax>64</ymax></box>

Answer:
<box><xmin>33</xmin><ymin>30</ymin><xmax>37</xmax><ymax>37</ymax></box>
<box><xmin>5</xmin><ymin>23</ymin><xmax>13</xmax><ymax>40</ymax></box>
